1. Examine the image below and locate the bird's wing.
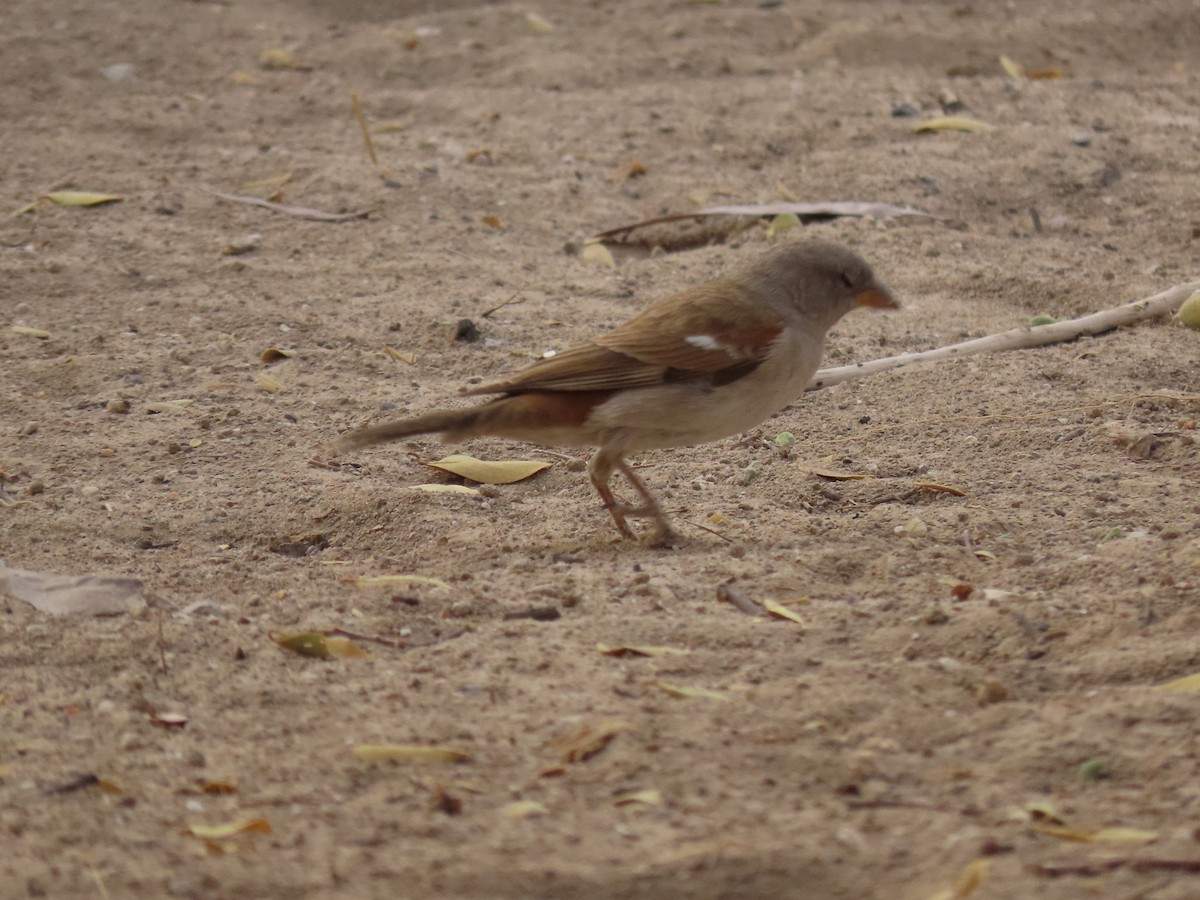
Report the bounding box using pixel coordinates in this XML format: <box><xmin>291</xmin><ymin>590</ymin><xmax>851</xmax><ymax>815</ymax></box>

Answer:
<box><xmin>466</xmin><ymin>281</ymin><xmax>784</xmax><ymax>396</ymax></box>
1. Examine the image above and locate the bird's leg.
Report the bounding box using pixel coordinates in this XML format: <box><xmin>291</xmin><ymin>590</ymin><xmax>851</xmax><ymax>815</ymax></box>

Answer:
<box><xmin>616</xmin><ymin>461</ymin><xmax>678</xmax><ymax>547</ymax></box>
<box><xmin>587</xmin><ymin>451</ymin><xmax>635</xmax><ymax>538</ymax></box>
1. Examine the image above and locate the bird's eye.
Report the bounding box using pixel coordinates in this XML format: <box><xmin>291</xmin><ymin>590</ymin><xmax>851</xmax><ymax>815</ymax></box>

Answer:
<box><xmin>839</xmin><ymin>271</ymin><xmax>855</xmax><ymax>289</ymax></box>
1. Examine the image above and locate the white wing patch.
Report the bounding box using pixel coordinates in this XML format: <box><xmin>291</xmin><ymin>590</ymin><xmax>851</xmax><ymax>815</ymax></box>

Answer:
<box><xmin>685</xmin><ymin>334</ymin><xmax>724</xmax><ymax>351</ymax></box>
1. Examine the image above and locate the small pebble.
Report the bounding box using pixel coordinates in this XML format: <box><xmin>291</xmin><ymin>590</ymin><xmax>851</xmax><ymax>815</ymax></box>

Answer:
<box><xmin>890</xmin><ymin>101</ymin><xmax>920</xmax><ymax>118</ymax></box>
<box><xmin>19</xmin><ymin>422</ymin><xmax>38</xmax><ymax>436</ymax></box>
<box><xmin>80</xmin><ymin>485</ymin><xmax>101</xmax><ymax>498</ymax></box>
<box><xmin>98</xmin><ymin>448</ymin><xmax>115</xmax><ymax>458</ymax></box>
<box><xmin>977</xmin><ymin>680</ymin><xmax>1009</xmax><ymax>705</ymax></box>
<box><xmin>26</xmin><ymin>481</ymin><xmax>45</xmax><ymax>496</ymax></box>
<box><xmin>100</xmin><ymin>62</ymin><xmax>136</xmax><ymax>82</ymax></box>
<box><xmin>1070</xmin><ymin>133</ymin><xmax>1092</xmax><ymax>147</ymax></box>
<box><xmin>454</xmin><ymin>318</ymin><xmax>481</xmax><ymax>343</ymax></box>
<box><xmin>106</xmin><ymin>398</ymin><xmax>131</xmax><ymax>414</ymax></box>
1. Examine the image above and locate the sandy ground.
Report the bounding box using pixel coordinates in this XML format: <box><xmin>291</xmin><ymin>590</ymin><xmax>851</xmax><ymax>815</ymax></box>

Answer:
<box><xmin>2</xmin><ymin>0</ymin><xmax>1199</xmax><ymax>897</ymax></box>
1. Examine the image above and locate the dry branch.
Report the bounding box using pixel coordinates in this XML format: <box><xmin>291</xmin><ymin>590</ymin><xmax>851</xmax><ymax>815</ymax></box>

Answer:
<box><xmin>808</xmin><ymin>281</ymin><xmax>1200</xmax><ymax>391</ymax></box>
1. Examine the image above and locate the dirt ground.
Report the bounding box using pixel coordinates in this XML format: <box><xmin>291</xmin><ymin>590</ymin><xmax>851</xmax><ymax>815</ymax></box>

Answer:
<box><xmin>2</xmin><ymin>0</ymin><xmax>1199</xmax><ymax>897</ymax></box>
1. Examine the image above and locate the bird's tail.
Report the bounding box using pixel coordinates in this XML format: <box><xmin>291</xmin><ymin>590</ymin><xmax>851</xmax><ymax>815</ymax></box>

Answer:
<box><xmin>329</xmin><ymin>406</ymin><xmax>486</xmax><ymax>454</ymax></box>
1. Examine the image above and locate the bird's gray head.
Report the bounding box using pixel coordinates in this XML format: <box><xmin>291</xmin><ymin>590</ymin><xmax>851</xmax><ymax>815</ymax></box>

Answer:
<box><xmin>737</xmin><ymin>240</ymin><xmax>898</xmax><ymax>329</ymax></box>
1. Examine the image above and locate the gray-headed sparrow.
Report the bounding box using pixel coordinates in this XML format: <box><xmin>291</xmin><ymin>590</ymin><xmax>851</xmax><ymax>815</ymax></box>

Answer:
<box><xmin>332</xmin><ymin>240</ymin><xmax>897</xmax><ymax>544</ymax></box>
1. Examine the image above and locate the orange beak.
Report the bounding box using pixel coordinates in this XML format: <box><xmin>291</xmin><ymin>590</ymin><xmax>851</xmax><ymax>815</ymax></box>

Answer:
<box><xmin>854</xmin><ymin>283</ymin><xmax>899</xmax><ymax>310</ymax></box>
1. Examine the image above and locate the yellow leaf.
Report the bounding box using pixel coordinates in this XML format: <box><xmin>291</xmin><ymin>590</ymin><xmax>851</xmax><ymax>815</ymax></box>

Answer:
<box><xmin>953</xmin><ymin>859</ymin><xmax>988</xmax><ymax>898</ymax></box>
<box><xmin>324</xmin><ymin>637</ymin><xmax>369</xmax><ymax>658</ymax></box>
<box><xmin>580</xmin><ymin>242</ymin><xmax>616</xmax><ymax>269</ymax></box>
<box><xmin>353</xmin><ymin>744</ymin><xmax>471</xmax><ymax>764</ymax></box>
<box><xmin>45</xmin><ymin>191</ymin><xmax>124</xmax><ymax>207</ymax></box>
<box><xmin>525</xmin><ymin>12</ymin><xmax>554</xmax><ymax>33</ymax></box>
<box><xmin>260</xmin><ymin>46</ymin><xmax>298</xmax><ymax>70</ymax></box>
<box><xmin>186</xmin><ymin>819</ymin><xmax>271</xmax><ymax>839</ymax></box>
<box><xmin>913</xmin><ymin>117</ymin><xmax>993</xmax><ymax>134</ymax></box>
<box><xmin>1034</xmin><ymin>823</ymin><xmax>1157</xmax><ymax>844</ymax></box>
<box><xmin>503</xmin><ymin>800</ymin><xmax>548</xmax><ymax>819</ymax></box>
<box><xmin>382</xmin><ymin>345</ymin><xmax>417</xmax><ymax>364</ymax></box>
<box><xmin>614</xmin><ymin>788</ymin><xmax>661</xmax><ymax>807</ymax></box>
<box><xmin>255</xmin><ymin>372</ymin><xmax>284</xmax><ymax>393</ymax></box>
<box><xmin>274</xmin><ymin>632</ymin><xmax>333</xmax><ymax>659</ymax></box>
<box><xmin>656</xmin><ymin>681</ymin><xmax>730</xmax><ymax>702</ymax></box>
<box><xmin>410</xmin><ymin>484</ymin><xmax>481</xmax><ymax>496</ymax></box>
<box><xmin>766</xmin><ymin>212</ymin><xmax>801</xmax><ymax>237</ymax></box>
<box><xmin>11</xmin><ymin>326</ymin><xmax>52</xmax><ymax>339</ymax></box>
<box><xmin>551</xmin><ymin>719</ymin><xmax>632</xmax><ymax>763</ymax></box>
<box><xmin>1174</xmin><ymin>291</ymin><xmax>1200</xmax><ymax>329</ymax></box>
<box><xmin>12</xmin><ymin>201</ymin><xmax>38</xmax><ymax>215</ymax></box>
<box><xmin>426</xmin><ymin>454</ymin><xmax>550</xmax><ymax>485</ymax></box>
<box><xmin>597</xmin><ymin>643</ymin><xmax>689</xmax><ymax>658</ymax></box>
<box><xmin>811</xmin><ymin>469</ymin><xmax>868</xmax><ymax>480</ymax></box>
<box><xmin>480</xmin><ymin>215</ymin><xmax>505</xmax><ymax>230</ymax></box>
<box><xmin>763</xmin><ymin>598</ymin><xmax>806</xmax><ymax>627</ymax></box>
<box><xmin>259</xmin><ymin>347</ymin><xmax>296</xmax><ymax>363</ymax></box>
<box><xmin>346</xmin><ymin>574</ymin><xmax>451</xmax><ymax>589</ymax></box>
<box><xmin>1159</xmin><ymin>672</ymin><xmax>1200</xmax><ymax>692</ymax></box>
<box><xmin>998</xmin><ymin>54</ymin><xmax>1025</xmax><ymax>79</ymax></box>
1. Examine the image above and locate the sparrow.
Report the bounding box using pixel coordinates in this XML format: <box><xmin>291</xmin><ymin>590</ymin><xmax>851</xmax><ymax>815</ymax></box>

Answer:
<box><xmin>331</xmin><ymin>240</ymin><xmax>897</xmax><ymax>544</ymax></box>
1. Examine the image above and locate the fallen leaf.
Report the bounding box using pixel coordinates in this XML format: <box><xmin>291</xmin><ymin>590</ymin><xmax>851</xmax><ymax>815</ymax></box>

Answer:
<box><xmin>597</xmin><ymin>643</ymin><xmax>689</xmax><ymax>658</ymax></box>
<box><xmin>151</xmin><ymin>712</ymin><xmax>189</xmax><ymax>729</ymax></box>
<box><xmin>929</xmin><ymin>858</ymin><xmax>988</xmax><ymax>900</ymax></box>
<box><xmin>614</xmin><ymin>788</ymin><xmax>661</xmax><ymax>807</ymax></box>
<box><xmin>1026</xmin><ymin>68</ymin><xmax>1062</xmax><ymax>80</ymax></box>
<box><xmin>811</xmin><ymin>469</ymin><xmax>868</xmax><ymax>481</ymax></box>
<box><xmin>580</xmin><ymin>242</ymin><xmax>617</xmax><ymax>269</ymax></box>
<box><xmin>1174</xmin><ymin>291</ymin><xmax>1200</xmax><ymax>329</ymax></box>
<box><xmin>425</xmin><ymin>454</ymin><xmax>550</xmax><ymax>485</ymax></box>
<box><xmin>0</xmin><ymin>566</ymin><xmax>144</xmax><ymax>617</ymax></box>
<box><xmin>999</xmin><ymin>54</ymin><xmax>1025</xmax><ymax>79</ymax></box>
<box><xmin>203</xmin><ymin>188</ymin><xmax>370</xmax><ymax>223</ymax></box>
<box><xmin>1034</xmin><ymin>823</ymin><xmax>1158</xmax><ymax>844</ymax></box>
<box><xmin>763</xmin><ymin>598</ymin><xmax>806</xmax><ymax>627</ymax></box>
<box><xmin>655</xmin><ymin>682</ymin><xmax>730</xmax><ymax>702</ymax></box>
<box><xmin>382</xmin><ymin>346</ymin><xmax>417</xmax><ymax>364</ymax></box>
<box><xmin>914</xmin><ymin>117</ymin><xmax>993</xmax><ymax>134</ymax></box>
<box><xmin>481</xmin><ymin>215</ymin><xmax>505</xmax><ymax>229</ymax></box>
<box><xmin>766</xmin><ymin>212</ymin><xmax>801</xmax><ymax>237</ymax></box>
<box><xmin>914</xmin><ymin>482</ymin><xmax>967</xmax><ymax>496</ymax></box>
<box><xmin>525</xmin><ymin>12</ymin><xmax>554</xmax><ymax>33</ymax></box>
<box><xmin>259</xmin><ymin>47</ymin><xmax>299</xmax><ymax>70</ymax></box>
<box><xmin>503</xmin><ymin>800</ymin><xmax>548</xmax><ymax>819</ymax></box>
<box><xmin>185</xmin><ymin>819</ymin><xmax>271</xmax><ymax>839</ymax></box>
<box><xmin>201</xmin><ymin>780</ymin><xmax>239</xmax><ymax>795</ymax></box>
<box><xmin>346</xmin><ymin>574</ymin><xmax>451</xmax><ymax>589</ymax></box>
<box><xmin>1158</xmin><ymin>672</ymin><xmax>1200</xmax><ymax>692</ymax></box>
<box><xmin>11</xmin><ymin>326</ymin><xmax>52</xmax><ymax>339</ymax></box>
<box><xmin>411</xmin><ymin>484</ymin><xmax>481</xmax><ymax>496</ymax></box>
<box><xmin>353</xmin><ymin>744</ymin><xmax>471</xmax><ymax>764</ymax></box>
<box><xmin>259</xmin><ymin>347</ymin><xmax>296</xmax><ymax>363</ymax></box>
<box><xmin>255</xmin><ymin>372</ymin><xmax>285</xmax><ymax>393</ymax></box>
<box><xmin>273</xmin><ymin>632</ymin><xmax>334</xmax><ymax>659</ymax></box>
<box><xmin>551</xmin><ymin>719</ymin><xmax>632</xmax><ymax>763</ymax></box>
<box><xmin>45</xmin><ymin>191</ymin><xmax>124</xmax><ymax>207</ymax></box>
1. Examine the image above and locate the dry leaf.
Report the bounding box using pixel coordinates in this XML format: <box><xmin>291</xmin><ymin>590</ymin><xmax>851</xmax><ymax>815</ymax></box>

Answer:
<box><xmin>929</xmin><ymin>858</ymin><xmax>988</xmax><ymax>900</ymax></box>
<box><xmin>241</xmin><ymin>172</ymin><xmax>293</xmax><ymax>194</ymax></box>
<box><xmin>186</xmin><ymin>819</ymin><xmax>271</xmax><ymax>839</ymax></box>
<box><xmin>273</xmin><ymin>632</ymin><xmax>367</xmax><ymax>659</ymax></box>
<box><xmin>766</xmin><ymin>212</ymin><xmax>801</xmax><ymax>237</ymax></box>
<box><xmin>503</xmin><ymin>800</ymin><xmax>548</xmax><ymax>819</ymax></box>
<box><xmin>1026</xmin><ymin>68</ymin><xmax>1063</xmax><ymax>80</ymax></box>
<box><xmin>353</xmin><ymin>744</ymin><xmax>471</xmax><ymax>764</ymax></box>
<box><xmin>914</xmin><ymin>117</ymin><xmax>993</xmax><ymax>134</ymax></box>
<box><xmin>525</xmin><ymin>12</ymin><xmax>554</xmax><ymax>33</ymax></box>
<box><xmin>259</xmin><ymin>47</ymin><xmax>299</xmax><ymax>70</ymax></box>
<box><xmin>811</xmin><ymin>469</ymin><xmax>868</xmax><ymax>481</ymax></box>
<box><xmin>597</xmin><ymin>643</ymin><xmax>689</xmax><ymax>658</ymax></box>
<box><xmin>999</xmin><ymin>54</ymin><xmax>1025</xmax><ymax>79</ymax></box>
<box><xmin>255</xmin><ymin>372</ymin><xmax>284</xmax><ymax>393</ymax></box>
<box><xmin>481</xmin><ymin>215</ymin><xmax>505</xmax><ymax>229</ymax></box>
<box><xmin>346</xmin><ymin>574</ymin><xmax>451</xmax><ymax>589</ymax></box>
<box><xmin>425</xmin><ymin>454</ymin><xmax>550</xmax><ymax>485</ymax></box>
<box><xmin>655</xmin><ymin>681</ymin><xmax>730</xmax><ymax>702</ymax></box>
<box><xmin>260</xmin><ymin>347</ymin><xmax>296</xmax><ymax>363</ymax></box>
<box><xmin>1158</xmin><ymin>672</ymin><xmax>1200</xmax><ymax>692</ymax></box>
<box><xmin>201</xmin><ymin>780</ymin><xmax>239</xmax><ymax>795</ymax></box>
<box><xmin>11</xmin><ymin>326</ymin><xmax>52</xmax><ymax>339</ymax></box>
<box><xmin>763</xmin><ymin>598</ymin><xmax>806</xmax><ymax>627</ymax></box>
<box><xmin>151</xmin><ymin>712</ymin><xmax>189</xmax><ymax>728</ymax></box>
<box><xmin>45</xmin><ymin>191</ymin><xmax>123</xmax><ymax>207</ymax></box>
<box><xmin>411</xmin><ymin>484</ymin><xmax>481</xmax><ymax>496</ymax></box>
<box><xmin>551</xmin><ymin>719</ymin><xmax>632</xmax><ymax>763</ymax></box>
<box><xmin>0</xmin><ymin>565</ymin><xmax>144</xmax><ymax>617</ymax></box>
<box><xmin>914</xmin><ymin>482</ymin><xmax>967</xmax><ymax>496</ymax></box>
<box><xmin>614</xmin><ymin>788</ymin><xmax>661</xmax><ymax>807</ymax></box>
<box><xmin>1174</xmin><ymin>291</ymin><xmax>1200</xmax><ymax>329</ymax></box>
<box><xmin>1034</xmin><ymin>823</ymin><xmax>1158</xmax><ymax>844</ymax></box>
<box><xmin>580</xmin><ymin>242</ymin><xmax>617</xmax><ymax>269</ymax></box>
<box><xmin>382</xmin><ymin>345</ymin><xmax>417</xmax><ymax>364</ymax></box>
<box><xmin>203</xmin><ymin>188</ymin><xmax>370</xmax><ymax>223</ymax></box>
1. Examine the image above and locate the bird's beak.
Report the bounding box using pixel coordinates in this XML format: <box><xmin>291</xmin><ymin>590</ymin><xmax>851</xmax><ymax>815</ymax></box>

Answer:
<box><xmin>854</xmin><ymin>283</ymin><xmax>899</xmax><ymax>310</ymax></box>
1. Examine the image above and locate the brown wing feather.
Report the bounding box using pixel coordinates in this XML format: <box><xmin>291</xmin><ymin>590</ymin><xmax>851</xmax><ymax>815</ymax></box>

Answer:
<box><xmin>466</xmin><ymin>280</ymin><xmax>783</xmax><ymax>396</ymax></box>
<box><xmin>598</xmin><ymin>281</ymin><xmax>782</xmax><ymax>372</ymax></box>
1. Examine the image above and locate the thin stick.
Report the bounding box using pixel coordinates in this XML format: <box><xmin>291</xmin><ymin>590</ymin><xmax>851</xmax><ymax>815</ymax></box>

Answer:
<box><xmin>808</xmin><ymin>281</ymin><xmax>1200</xmax><ymax>391</ymax></box>
<box><xmin>480</xmin><ymin>287</ymin><xmax>527</xmax><ymax>318</ymax></box>
<box><xmin>351</xmin><ymin>93</ymin><xmax>378</xmax><ymax>166</ymax></box>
